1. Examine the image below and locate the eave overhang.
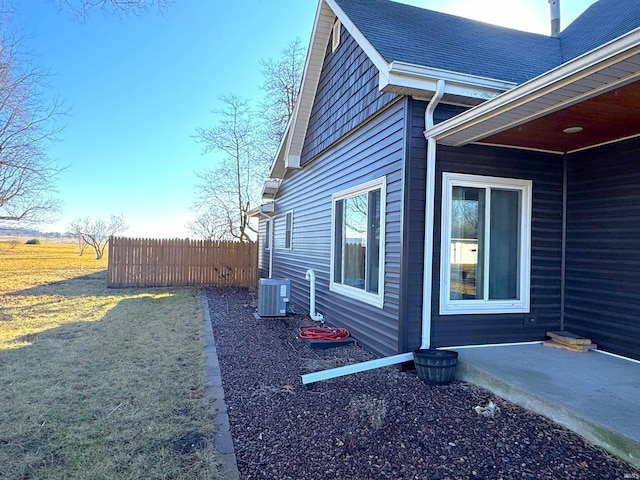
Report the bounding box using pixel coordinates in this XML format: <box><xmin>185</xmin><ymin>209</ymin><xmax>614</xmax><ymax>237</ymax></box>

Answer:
<box><xmin>381</xmin><ymin>62</ymin><xmax>516</xmax><ymax>104</ymax></box>
<box><xmin>247</xmin><ymin>202</ymin><xmax>275</xmax><ymax>218</ymax></box>
<box><xmin>261</xmin><ymin>179</ymin><xmax>281</xmax><ymax>201</ymax></box>
<box><xmin>425</xmin><ymin>28</ymin><xmax>640</xmax><ymax>153</ymax></box>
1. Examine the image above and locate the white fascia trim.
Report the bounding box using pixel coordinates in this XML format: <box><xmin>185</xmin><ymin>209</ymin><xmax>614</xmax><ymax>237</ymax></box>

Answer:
<box><xmin>268</xmin><ymin>107</ymin><xmax>294</xmax><ymax>179</ymax></box>
<box><xmin>285</xmin><ymin>154</ymin><xmax>302</xmax><ymax>170</ymax></box>
<box><xmin>382</xmin><ymin>62</ymin><xmax>515</xmax><ymax>100</ymax></box>
<box><xmin>325</xmin><ymin>0</ymin><xmax>390</xmax><ymax>75</ymax></box>
<box><xmin>426</xmin><ymin>28</ymin><xmax>640</xmax><ymax>145</ymax></box>
<box><xmin>268</xmin><ymin>0</ymin><xmax>333</xmax><ymax>178</ymax></box>
<box><xmin>261</xmin><ymin>179</ymin><xmax>282</xmax><ymax>201</ymax></box>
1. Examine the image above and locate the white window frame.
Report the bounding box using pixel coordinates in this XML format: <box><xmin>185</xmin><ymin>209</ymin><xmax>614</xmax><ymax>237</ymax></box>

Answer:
<box><xmin>264</xmin><ymin>219</ymin><xmax>272</xmax><ymax>251</ymax></box>
<box><xmin>284</xmin><ymin>210</ymin><xmax>293</xmax><ymax>250</ymax></box>
<box><xmin>330</xmin><ymin>176</ymin><xmax>386</xmax><ymax>308</ymax></box>
<box><xmin>440</xmin><ymin>172</ymin><xmax>532</xmax><ymax>315</ymax></box>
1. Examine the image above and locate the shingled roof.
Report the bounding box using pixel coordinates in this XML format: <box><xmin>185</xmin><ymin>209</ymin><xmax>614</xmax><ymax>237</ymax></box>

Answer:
<box><xmin>560</xmin><ymin>0</ymin><xmax>640</xmax><ymax>61</ymax></box>
<box><xmin>268</xmin><ymin>0</ymin><xmax>640</xmax><ymax>180</ymax></box>
<box><xmin>333</xmin><ymin>0</ymin><xmax>640</xmax><ymax>85</ymax></box>
<box><xmin>333</xmin><ymin>0</ymin><xmax>561</xmax><ymax>84</ymax></box>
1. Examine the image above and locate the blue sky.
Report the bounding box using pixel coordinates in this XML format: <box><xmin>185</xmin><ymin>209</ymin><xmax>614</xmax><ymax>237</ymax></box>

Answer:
<box><xmin>15</xmin><ymin>0</ymin><xmax>593</xmax><ymax>238</ymax></box>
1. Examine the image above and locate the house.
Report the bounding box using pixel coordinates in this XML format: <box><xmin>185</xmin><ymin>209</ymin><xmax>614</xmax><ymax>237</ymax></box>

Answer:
<box><xmin>252</xmin><ymin>0</ymin><xmax>640</xmax><ymax>363</ymax></box>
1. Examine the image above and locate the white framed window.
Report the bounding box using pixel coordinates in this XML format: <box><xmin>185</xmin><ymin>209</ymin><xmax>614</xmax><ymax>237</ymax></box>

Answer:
<box><xmin>264</xmin><ymin>219</ymin><xmax>271</xmax><ymax>250</ymax></box>
<box><xmin>330</xmin><ymin>177</ymin><xmax>386</xmax><ymax>308</ymax></box>
<box><xmin>285</xmin><ymin>211</ymin><xmax>293</xmax><ymax>249</ymax></box>
<box><xmin>440</xmin><ymin>172</ymin><xmax>532</xmax><ymax>315</ymax></box>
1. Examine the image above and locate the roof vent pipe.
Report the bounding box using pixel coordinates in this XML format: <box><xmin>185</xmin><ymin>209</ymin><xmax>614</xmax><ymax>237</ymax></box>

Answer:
<box><xmin>549</xmin><ymin>0</ymin><xmax>560</xmax><ymax>37</ymax></box>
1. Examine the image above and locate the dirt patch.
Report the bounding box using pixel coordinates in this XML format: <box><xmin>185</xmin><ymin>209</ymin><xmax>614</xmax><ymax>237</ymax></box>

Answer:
<box><xmin>173</xmin><ymin>431</ymin><xmax>208</xmax><ymax>455</ymax></box>
<box><xmin>207</xmin><ymin>287</ymin><xmax>640</xmax><ymax>480</ymax></box>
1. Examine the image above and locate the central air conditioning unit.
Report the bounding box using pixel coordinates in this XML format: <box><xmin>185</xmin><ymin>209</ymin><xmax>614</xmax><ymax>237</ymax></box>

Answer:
<box><xmin>257</xmin><ymin>278</ymin><xmax>290</xmax><ymax>317</ymax></box>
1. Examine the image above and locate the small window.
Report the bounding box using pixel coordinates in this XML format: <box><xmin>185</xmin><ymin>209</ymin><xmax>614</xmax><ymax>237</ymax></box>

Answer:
<box><xmin>330</xmin><ymin>177</ymin><xmax>386</xmax><ymax>308</ymax></box>
<box><xmin>440</xmin><ymin>173</ymin><xmax>532</xmax><ymax>315</ymax></box>
<box><xmin>264</xmin><ymin>219</ymin><xmax>271</xmax><ymax>250</ymax></box>
<box><xmin>332</xmin><ymin>19</ymin><xmax>341</xmax><ymax>52</ymax></box>
<box><xmin>285</xmin><ymin>211</ymin><xmax>293</xmax><ymax>249</ymax></box>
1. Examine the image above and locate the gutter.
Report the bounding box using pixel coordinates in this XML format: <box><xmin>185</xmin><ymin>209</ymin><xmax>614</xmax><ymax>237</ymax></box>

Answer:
<box><xmin>301</xmin><ymin>81</ymin><xmax>446</xmax><ymax>384</ymax></box>
<box><xmin>380</xmin><ymin>62</ymin><xmax>513</xmax><ymax>101</ymax></box>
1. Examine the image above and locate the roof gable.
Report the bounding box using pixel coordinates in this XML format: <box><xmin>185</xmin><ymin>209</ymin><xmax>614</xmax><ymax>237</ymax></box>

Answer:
<box><xmin>268</xmin><ymin>0</ymin><xmax>640</xmax><ymax>182</ymax></box>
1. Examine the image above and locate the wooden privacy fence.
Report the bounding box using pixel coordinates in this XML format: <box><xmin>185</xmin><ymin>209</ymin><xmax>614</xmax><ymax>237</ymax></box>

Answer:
<box><xmin>107</xmin><ymin>237</ymin><xmax>258</xmax><ymax>288</ymax></box>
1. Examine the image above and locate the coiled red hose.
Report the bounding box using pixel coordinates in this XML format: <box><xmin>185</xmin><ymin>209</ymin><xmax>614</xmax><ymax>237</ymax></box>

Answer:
<box><xmin>299</xmin><ymin>326</ymin><xmax>350</xmax><ymax>340</ymax></box>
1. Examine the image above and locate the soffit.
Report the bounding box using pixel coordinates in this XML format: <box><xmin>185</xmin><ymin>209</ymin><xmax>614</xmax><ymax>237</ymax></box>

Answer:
<box><xmin>431</xmin><ymin>41</ymin><xmax>640</xmax><ymax>154</ymax></box>
<box><xmin>479</xmin><ymin>80</ymin><xmax>640</xmax><ymax>153</ymax></box>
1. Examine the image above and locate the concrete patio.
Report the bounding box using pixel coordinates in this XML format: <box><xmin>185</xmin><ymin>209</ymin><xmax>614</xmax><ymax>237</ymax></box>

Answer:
<box><xmin>454</xmin><ymin>343</ymin><xmax>640</xmax><ymax>469</ymax></box>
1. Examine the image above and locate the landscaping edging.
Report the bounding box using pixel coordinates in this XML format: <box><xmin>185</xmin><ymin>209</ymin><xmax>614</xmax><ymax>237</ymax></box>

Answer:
<box><xmin>201</xmin><ymin>292</ymin><xmax>240</xmax><ymax>480</ymax></box>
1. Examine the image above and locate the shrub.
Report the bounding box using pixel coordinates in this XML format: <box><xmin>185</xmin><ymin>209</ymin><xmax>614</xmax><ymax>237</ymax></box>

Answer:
<box><xmin>25</xmin><ymin>238</ymin><xmax>41</xmax><ymax>245</ymax></box>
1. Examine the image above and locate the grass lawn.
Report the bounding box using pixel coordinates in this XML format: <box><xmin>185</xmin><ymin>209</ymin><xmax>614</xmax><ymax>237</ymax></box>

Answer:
<box><xmin>0</xmin><ymin>241</ymin><xmax>220</xmax><ymax>479</ymax></box>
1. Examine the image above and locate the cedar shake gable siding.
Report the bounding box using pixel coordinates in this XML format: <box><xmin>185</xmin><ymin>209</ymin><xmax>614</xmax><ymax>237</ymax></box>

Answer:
<box><xmin>300</xmin><ymin>25</ymin><xmax>396</xmax><ymax>164</ymax></box>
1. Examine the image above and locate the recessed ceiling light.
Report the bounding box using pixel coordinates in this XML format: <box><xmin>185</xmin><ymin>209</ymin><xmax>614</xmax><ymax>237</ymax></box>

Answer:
<box><xmin>563</xmin><ymin>126</ymin><xmax>583</xmax><ymax>134</ymax></box>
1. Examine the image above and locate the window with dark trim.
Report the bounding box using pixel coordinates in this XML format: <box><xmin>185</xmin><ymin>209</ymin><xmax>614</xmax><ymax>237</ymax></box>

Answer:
<box><xmin>264</xmin><ymin>219</ymin><xmax>271</xmax><ymax>250</ymax></box>
<box><xmin>285</xmin><ymin>211</ymin><xmax>293</xmax><ymax>249</ymax></box>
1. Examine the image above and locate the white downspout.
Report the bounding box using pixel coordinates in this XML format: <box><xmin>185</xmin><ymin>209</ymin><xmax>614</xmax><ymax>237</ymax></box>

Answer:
<box><xmin>305</xmin><ymin>269</ymin><xmax>324</xmax><ymax>322</ymax></box>
<box><xmin>421</xmin><ymin>79</ymin><xmax>446</xmax><ymax>349</ymax></box>
<box><xmin>268</xmin><ymin>220</ymin><xmax>273</xmax><ymax>278</ymax></box>
<box><xmin>301</xmin><ymin>81</ymin><xmax>447</xmax><ymax>385</ymax></box>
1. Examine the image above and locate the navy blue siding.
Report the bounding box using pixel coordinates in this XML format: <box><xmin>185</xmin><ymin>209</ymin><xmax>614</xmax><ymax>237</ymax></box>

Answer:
<box><xmin>401</xmin><ymin>101</ymin><xmax>563</xmax><ymax>350</ymax></box>
<box><xmin>565</xmin><ymin>137</ymin><xmax>640</xmax><ymax>360</ymax></box>
<box><xmin>420</xmin><ymin>139</ymin><xmax>564</xmax><ymax>348</ymax></box>
<box><xmin>300</xmin><ymin>24</ymin><xmax>396</xmax><ymax>163</ymax></box>
<box><xmin>397</xmin><ymin>101</ymin><xmax>466</xmax><ymax>352</ymax></box>
<box><xmin>271</xmin><ymin>101</ymin><xmax>406</xmax><ymax>357</ymax></box>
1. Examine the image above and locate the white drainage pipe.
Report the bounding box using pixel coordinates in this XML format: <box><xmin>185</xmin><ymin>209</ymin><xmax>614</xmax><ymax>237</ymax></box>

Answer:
<box><xmin>305</xmin><ymin>269</ymin><xmax>324</xmax><ymax>322</ymax></box>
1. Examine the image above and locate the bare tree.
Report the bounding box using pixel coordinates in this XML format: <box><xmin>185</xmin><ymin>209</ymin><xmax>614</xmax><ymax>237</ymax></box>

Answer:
<box><xmin>259</xmin><ymin>38</ymin><xmax>305</xmax><ymax>149</ymax></box>
<box><xmin>52</xmin><ymin>0</ymin><xmax>172</xmax><ymax>18</ymax></box>
<box><xmin>191</xmin><ymin>95</ymin><xmax>267</xmax><ymax>242</ymax></box>
<box><xmin>187</xmin><ymin>209</ymin><xmax>228</xmax><ymax>242</ymax></box>
<box><xmin>0</xmin><ymin>0</ymin><xmax>171</xmax><ymax>228</ymax></box>
<box><xmin>0</xmin><ymin>32</ymin><xmax>65</xmax><ymax>227</ymax></box>
<box><xmin>69</xmin><ymin>214</ymin><xmax>127</xmax><ymax>259</ymax></box>
<box><xmin>189</xmin><ymin>40</ymin><xmax>306</xmax><ymax>242</ymax></box>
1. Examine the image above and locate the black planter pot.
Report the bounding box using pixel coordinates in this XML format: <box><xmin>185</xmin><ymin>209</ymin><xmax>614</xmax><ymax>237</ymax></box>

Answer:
<box><xmin>413</xmin><ymin>349</ymin><xmax>458</xmax><ymax>385</ymax></box>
